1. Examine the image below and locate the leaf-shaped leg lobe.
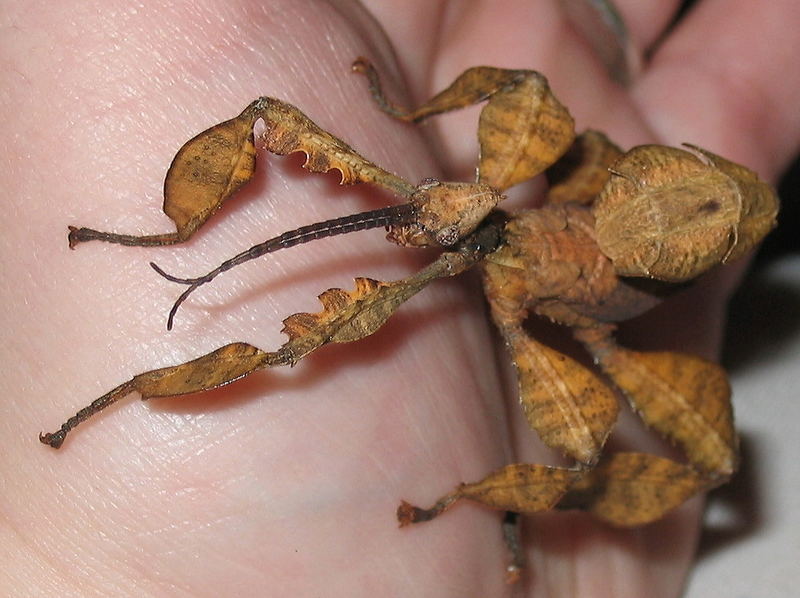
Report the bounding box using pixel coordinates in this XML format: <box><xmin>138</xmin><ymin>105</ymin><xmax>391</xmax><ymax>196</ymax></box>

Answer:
<box><xmin>476</xmin><ymin>70</ymin><xmax>575</xmax><ymax>191</ymax></box>
<box><xmin>557</xmin><ymin>452</ymin><xmax>705</xmax><ymax>526</ymax></box>
<box><xmin>69</xmin><ymin>102</ymin><xmax>261</xmax><ymax>247</ymax></box>
<box><xmin>398</xmin><ymin>453</ymin><xmax>705</xmax><ymax>529</ymax></box>
<box><xmin>353</xmin><ymin>58</ymin><xmax>522</xmax><ymax>122</ymax></box>
<box><xmin>398</xmin><ymin>463</ymin><xmax>580</xmax><ymax>526</ymax></box>
<box><xmin>506</xmin><ymin>327</ymin><xmax>619</xmax><ymax>465</ymax></box>
<box><xmin>253</xmin><ymin>96</ymin><xmax>414</xmax><ymax>198</ymax></box>
<box><xmin>575</xmin><ymin>325</ymin><xmax>737</xmax><ymax>480</ymax></box>
<box><xmin>69</xmin><ymin>94</ymin><xmax>417</xmax><ymax>249</ymax></box>
<box><xmin>40</xmin><ymin>343</ymin><xmax>274</xmax><ymax>448</ymax></box>
<box><xmin>44</xmin><ymin>219</ymin><xmax>503</xmax><ymax>447</ymax></box>
<box><xmin>482</xmin><ymin>259</ymin><xmax>619</xmax><ymax>465</ymax></box>
<box><xmin>353</xmin><ymin>58</ymin><xmax>575</xmax><ymax>192</ymax></box>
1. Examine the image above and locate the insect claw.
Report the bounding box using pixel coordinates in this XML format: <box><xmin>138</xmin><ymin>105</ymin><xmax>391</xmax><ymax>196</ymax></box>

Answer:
<box><xmin>39</xmin><ymin>430</ymin><xmax>66</xmax><ymax>449</ymax></box>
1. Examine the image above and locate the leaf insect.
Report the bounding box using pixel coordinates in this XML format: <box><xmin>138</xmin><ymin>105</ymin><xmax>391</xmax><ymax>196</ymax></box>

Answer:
<box><xmin>41</xmin><ymin>58</ymin><xmax>779</xmax><ymax>581</ymax></box>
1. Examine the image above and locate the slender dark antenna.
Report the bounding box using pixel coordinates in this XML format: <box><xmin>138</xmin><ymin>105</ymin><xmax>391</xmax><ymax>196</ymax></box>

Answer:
<box><xmin>151</xmin><ymin>203</ymin><xmax>416</xmax><ymax>330</ymax></box>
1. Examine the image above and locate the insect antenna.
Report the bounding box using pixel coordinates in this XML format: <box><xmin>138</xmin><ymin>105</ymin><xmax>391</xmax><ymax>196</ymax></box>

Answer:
<box><xmin>151</xmin><ymin>203</ymin><xmax>417</xmax><ymax>330</ymax></box>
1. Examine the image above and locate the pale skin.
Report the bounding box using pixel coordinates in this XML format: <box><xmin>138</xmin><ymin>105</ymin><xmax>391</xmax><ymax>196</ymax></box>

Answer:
<box><xmin>2</xmin><ymin>1</ymin><xmax>799</xmax><ymax>596</ymax></box>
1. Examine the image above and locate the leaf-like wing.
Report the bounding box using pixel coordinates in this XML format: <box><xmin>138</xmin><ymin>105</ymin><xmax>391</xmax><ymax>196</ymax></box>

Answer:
<box><xmin>685</xmin><ymin>145</ymin><xmax>779</xmax><ymax>264</ymax></box>
<box><xmin>594</xmin><ymin>144</ymin><xmax>778</xmax><ymax>281</ymax></box>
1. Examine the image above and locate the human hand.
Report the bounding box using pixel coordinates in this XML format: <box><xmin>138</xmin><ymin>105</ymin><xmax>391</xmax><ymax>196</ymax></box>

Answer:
<box><xmin>3</xmin><ymin>1</ymin><xmax>798</xmax><ymax>596</ymax></box>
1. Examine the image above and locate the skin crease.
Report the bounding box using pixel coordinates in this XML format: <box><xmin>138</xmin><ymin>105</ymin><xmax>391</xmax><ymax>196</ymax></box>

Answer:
<box><xmin>1</xmin><ymin>0</ymin><xmax>798</xmax><ymax>596</ymax></box>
